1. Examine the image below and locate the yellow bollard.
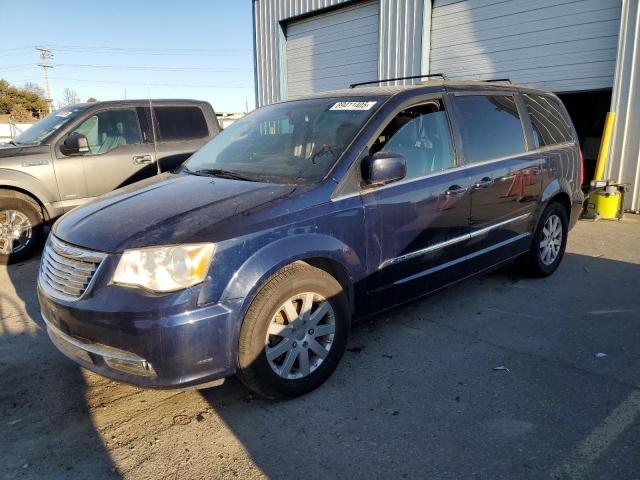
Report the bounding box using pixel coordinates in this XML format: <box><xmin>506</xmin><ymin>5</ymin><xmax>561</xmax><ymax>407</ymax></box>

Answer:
<box><xmin>594</xmin><ymin>112</ymin><xmax>615</xmax><ymax>181</ymax></box>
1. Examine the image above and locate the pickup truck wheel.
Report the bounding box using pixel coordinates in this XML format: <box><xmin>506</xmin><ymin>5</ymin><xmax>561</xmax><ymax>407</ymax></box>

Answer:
<box><xmin>237</xmin><ymin>263</ymin><xmax>350</xmax><ymax>399</ymax></box>
<box><xmin>521</xmin><ymin>201</ymin><xmax>568</xmax><ymax>277</ymax></box>
<box><xmin>0</xmin><ymin>197</ymin><xmax>43</xmax><ymax>264</ymax></box>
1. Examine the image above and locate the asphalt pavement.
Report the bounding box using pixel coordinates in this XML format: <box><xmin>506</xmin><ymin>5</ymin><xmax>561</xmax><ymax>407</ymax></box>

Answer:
<box><xmin>1</xmin><ymin>216</ymin><xmax>639</xmax><ymax>479</ymax></box>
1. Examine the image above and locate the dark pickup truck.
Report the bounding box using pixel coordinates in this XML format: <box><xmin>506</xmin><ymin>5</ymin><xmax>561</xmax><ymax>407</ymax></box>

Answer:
<box><xmin>0</xmin><ymin>99</ymin><xmax>220</xmax><ymax>262</ymax></box>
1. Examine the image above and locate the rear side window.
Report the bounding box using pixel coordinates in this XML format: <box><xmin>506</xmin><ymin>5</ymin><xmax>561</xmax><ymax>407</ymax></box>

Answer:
<box><xmin>453</xmin><ymin>95</ymin><xmax>525</xmax><ymax>164</ymax></box>
<box><xmin>523</xmin><ymin>94</ymin><xmax>574</xmax><ymax>147</ymax></box>
<box><xmin>154</xmin><ymin>106</ymin><xmax>208</xmax><ymax>141</ymax></box>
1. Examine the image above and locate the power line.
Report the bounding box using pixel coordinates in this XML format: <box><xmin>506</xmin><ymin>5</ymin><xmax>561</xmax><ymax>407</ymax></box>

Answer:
<box><xmin>42</xmin><ymin>44</ymin><xmax>252</xmax><ymax>52</ymax></box>
<box><xmin>52</xmin><ymin>63</ymin><xmax>251</xmax><ymax>72</ymax></box>
<box><xmin>30</xmin><ymin>76</ymin><xmax>253</xmax><ymax>89</ymax></box>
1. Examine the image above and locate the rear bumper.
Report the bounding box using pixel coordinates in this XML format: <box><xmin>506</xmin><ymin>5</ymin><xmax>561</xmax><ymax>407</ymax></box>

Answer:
<box><xmin>38</xmin><ymin>285</ymin><xmax>242</xmax><ymax>389</ymax></box>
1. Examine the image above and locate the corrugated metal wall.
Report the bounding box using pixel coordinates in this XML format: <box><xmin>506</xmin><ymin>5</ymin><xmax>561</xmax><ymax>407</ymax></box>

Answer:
<box><xmin>607</xmin><ymin>0</ymin><xmax>640</xmax><ymax>212</ymax></box>
<box><xmin>253</xmin><ymin>0</ymin><xmax>426</xmax><ymax>106</ymax></box>
<box><xmin>285</xmin><ymin>1</ymin><xmax>380</xmax><ymax>98</ymax></box>
<box><xmin>430</xmin><ymin>0</ymin><xmax>622</xmax><ymax>92</ymax></box>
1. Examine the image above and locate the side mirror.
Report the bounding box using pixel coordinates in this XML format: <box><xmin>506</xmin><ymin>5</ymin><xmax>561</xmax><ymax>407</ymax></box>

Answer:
<box><xmin>362</xmin><ymin>151</ymin><xmax>406</xmax><ymax>186</ymax></box>
<box><xmin>61</xmin><ymin>132</ymin><xmax>89</xmax><ymax>155</ymax></box>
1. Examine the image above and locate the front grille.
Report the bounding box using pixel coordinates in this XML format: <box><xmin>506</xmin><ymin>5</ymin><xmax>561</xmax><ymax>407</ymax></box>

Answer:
<box><xmin>39</xmin><ymin>236</ymin><xmax>106</xmax><ymax>301</ymax></box>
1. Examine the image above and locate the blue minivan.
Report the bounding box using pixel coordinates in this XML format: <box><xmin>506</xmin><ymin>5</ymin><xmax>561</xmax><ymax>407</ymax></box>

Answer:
<box><xmin>38</xmin><ymin>80</ymin><xmax>584</xmax><ymax>398</ymax></box>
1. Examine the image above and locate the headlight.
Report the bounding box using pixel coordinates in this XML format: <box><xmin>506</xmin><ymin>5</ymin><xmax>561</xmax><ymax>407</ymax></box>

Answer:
<box><xmin>112</xmin><ymin>244</ymin><xmax>215</xmax><ymax>293</ymax></box>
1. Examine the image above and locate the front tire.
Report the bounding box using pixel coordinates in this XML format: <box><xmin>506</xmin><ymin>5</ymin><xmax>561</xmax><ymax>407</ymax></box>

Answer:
<box><xmin>521</xmin><ymin>201</ymin><xmax>568</xmax><ymax>277</ymax></box>
<box><xmin>237</xmin><ymin>262</ymin><xmax>351</xmax><ymax>399</ymax></box>
<box><xmin>0</xmin><ymin>196</ymin><xmax>43</xmax><ymax>265</ymax></box>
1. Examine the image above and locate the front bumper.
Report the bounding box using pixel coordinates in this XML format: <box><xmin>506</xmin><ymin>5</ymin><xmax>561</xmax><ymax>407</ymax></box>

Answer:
<box><xmin>38</xmin><ymin>285</ymin><xmax>242</xmax><ymax>389</ymax></box>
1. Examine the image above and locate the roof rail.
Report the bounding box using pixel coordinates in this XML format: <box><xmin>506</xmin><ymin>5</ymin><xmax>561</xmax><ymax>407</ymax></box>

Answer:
<box><xmin>349</xmin><ymin>73</ymin><xmax>448</xmax><ymax>89</ymax></box>
<box><xmin>486</xmin><ymin>78</ymin><xmax>512</xmax><ymax>84</ymax></box>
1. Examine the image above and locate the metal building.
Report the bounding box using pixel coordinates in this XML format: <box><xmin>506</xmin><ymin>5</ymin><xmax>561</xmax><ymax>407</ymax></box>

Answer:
<box><xmin>253</xmin><ymin>0</ymin><xmax>640</xmax><ymax>211</ymax></box>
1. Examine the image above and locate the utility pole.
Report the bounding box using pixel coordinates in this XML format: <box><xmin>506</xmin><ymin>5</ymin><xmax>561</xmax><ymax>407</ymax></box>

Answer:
<box><xmin>36</xmin><ymin>47</ymin><xmax>53</xmax><ymax>113</ymax></box>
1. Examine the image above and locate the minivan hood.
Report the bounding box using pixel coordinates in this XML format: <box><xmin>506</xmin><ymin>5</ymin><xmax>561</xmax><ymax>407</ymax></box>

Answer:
<box><xmin>53</xmin><ymin>173</ymin><xmax>299</xmax><ymax>252</ymax></box>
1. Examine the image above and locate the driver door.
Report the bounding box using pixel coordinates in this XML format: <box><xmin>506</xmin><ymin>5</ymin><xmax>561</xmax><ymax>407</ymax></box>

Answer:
<box><xmin>362</xmin><ymin>97</ymin><xmax>473</xmax><ymax>311</ymax></box>
<box><xmin>58</xmin><ymin>107</ymin><xmax>156</xmax><ymax>203</ymax></box>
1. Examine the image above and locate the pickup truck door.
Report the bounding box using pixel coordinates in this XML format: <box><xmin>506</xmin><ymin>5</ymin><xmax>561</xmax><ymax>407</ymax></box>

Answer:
<box><xmin>141</xmin><ymin>104</ymin><xmax>215</xmax><ymax>172</ymax></box>
<box><xmin>55</xmin><ymin>107</ymin><xmax>157</xmax><ymax>204</ymax></box>
<box><xmin>362</xmin><ymin>97</ymin><xmax>473</xmax><ymax>311</ymax></box>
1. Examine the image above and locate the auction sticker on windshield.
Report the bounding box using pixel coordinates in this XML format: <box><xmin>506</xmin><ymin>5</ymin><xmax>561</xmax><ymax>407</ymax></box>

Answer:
<box><xmin>330</xmin><ymin>101</ymin><xmax>377</xmax><ymax>111</ymax></box>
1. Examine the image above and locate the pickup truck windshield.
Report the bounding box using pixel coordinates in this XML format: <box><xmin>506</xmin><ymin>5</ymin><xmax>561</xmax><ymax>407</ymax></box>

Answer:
<box><xmin>14</xmin><ymin>106</ymin><xmax>88</xmax><ymax>145</ymax></box>
<box><xmin>185</xmin><ymin>97</ymin><xmax>382</xmax><ymax>184</ymax></box>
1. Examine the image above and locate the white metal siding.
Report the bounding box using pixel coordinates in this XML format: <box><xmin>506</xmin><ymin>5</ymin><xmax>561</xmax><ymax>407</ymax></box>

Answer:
<box><xmin>430</xmin><ymin>0</ymin><xmax>622</xmax><ymax>92</ymax></box>
<box><xmin>253</xmin><ymin>0</ymin><xmax>426</xmax><ymax>106</ymax></box>
<box><xmin>607</xmin><ymin>0</ymin><xmax>640</xmax><ymax>211</ymax></box>
<box><xmin>285</xmin><ymin>1</ymin><xmax>379</xmax><ymax>98</ymax></box>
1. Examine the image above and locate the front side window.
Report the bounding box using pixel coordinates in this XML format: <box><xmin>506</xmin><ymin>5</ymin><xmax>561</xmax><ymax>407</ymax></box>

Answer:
<box><xmin>371</xmin><ymin>100</ymin><xmax>454</xmax><ymax>180</ymax></box>
<box><xmin>69</xmin><ymin>108</ymin><xmax>142</xmax><ymax>156</ymax></box>
<box><xmin>454</xmin><ymin>95</ymin><xmax>525</xmax><ymax>164</ymax></box>
<box><xmin>154</xmin><ymin>106</ymin><xmax>209</xmax><ymax>141</ymax></box>
<box><xmin>186</xmin><ymin>97</ymin><xmax>382</xmax><ymax>184</ymax></box>
<box><xmin>523</xmin><ymin>94</ymin><xmax>574</xmax><ymax>147</ymax></box>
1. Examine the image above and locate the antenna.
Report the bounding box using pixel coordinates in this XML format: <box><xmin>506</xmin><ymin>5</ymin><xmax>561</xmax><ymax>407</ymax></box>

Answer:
<box><xmin>36</xmin><ymin>47</ymin><xmax>53</xmax><ymax>113</ymax></box>
<box><xmin>149</xmin><ymin>98</ymin><xmax>160</xmax><ymax>175</ymax></box>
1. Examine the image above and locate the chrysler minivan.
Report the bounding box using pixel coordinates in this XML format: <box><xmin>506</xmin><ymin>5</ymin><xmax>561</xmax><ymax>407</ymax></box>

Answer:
<box><xmin>38</xmin><ymin>80</ymin><xmax>584</xmax><ymax>398</ymax></box>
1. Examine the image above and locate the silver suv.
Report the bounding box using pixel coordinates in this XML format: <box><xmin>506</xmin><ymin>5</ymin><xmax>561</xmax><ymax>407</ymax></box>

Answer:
<box><xmin>0</xmin><ymin>99</ymin><xmax>219</xmax><ymax>263</ymax></box>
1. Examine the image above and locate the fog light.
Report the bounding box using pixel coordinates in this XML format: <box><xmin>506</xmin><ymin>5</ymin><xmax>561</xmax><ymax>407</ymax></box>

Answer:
<box><xmin>104</xmin><ymin>357</ymin><xmax>157</xmax><ymax>378</ymax></box>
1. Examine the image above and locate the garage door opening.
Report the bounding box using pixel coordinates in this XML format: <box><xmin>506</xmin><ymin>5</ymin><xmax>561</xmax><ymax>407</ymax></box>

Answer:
<box><xmin>557</xmin><ymin>90</ymin><xmax>612</xmax><ymax>185</ymax></box>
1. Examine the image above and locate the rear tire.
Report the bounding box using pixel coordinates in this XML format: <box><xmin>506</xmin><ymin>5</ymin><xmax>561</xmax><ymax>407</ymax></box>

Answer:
<box><xmin>520</xmin><ymin>201</ymin><xmax>568</xmax><ymax>277</ymax></box>
<box><xmin>236</xmin><ymin>262</ymin><xmax>351</xmax><ymax>399</ymax></box>
<box><xmin>0</xmin><ymin>196</ymin><xmax>43</xmax><ymax>265</ymax></box>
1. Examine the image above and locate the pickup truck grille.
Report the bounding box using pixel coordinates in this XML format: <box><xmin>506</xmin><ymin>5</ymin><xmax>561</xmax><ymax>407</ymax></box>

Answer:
<box><xmin>39</xmin><ymin>236</ymin><xmax>106</xmax><ymax>301</ymax></box>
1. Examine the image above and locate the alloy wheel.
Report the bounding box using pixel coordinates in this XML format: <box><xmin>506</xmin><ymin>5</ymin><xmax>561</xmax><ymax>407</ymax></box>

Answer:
<box><xmin>0</xmin><ymin>210</ymin><xmax>32</xmax><ymax>255</ymax></box>
<box><xmin>539</xmin><ymin>213</ymin><xmax>562</xmax><ymax>266</ymax></box>
<box><xmin>265</xmin><ymin>292</ymin><xmax>336</xmax><ymax>380</ymax></box>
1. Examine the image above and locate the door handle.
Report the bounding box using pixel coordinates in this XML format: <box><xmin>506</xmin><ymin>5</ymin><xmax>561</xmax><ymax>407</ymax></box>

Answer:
<box><xmin>445</xmin><ymin>184</ymin><xmax>469</xmax><ymax>196</ymax></box>
<box><xmin>133</xmin><ymin>154</ymin><xmax>154</xmax><ymax>165</ymax></box>
<box><xmin>473</xmin><ymin>177</ymin><xmax>493</xmax><ymax>189</ymax></box>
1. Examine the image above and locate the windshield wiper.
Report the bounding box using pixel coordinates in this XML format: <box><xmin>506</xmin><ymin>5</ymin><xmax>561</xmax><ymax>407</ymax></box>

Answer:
<box><xmin>188</xmin><ymin>168</ymin><xmax>258</xmax><ymax>182</ymax></box>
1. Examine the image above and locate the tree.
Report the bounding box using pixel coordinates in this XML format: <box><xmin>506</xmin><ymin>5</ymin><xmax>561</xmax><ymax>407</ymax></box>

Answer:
<box><xmin>0</xmin><ymin>79</ymin><xmax>48</xmax><ymax>118</ymax></box>
<box><xmin>22</xmin><ymin>82</ymin><xmax>46</xmax><ymax>99</ymax></box>
<box><xmin>9</xmin><ymin>104</ymin><xmax>33</xmax><ymax>122</ymax></box>
<box><xmin>58</xmin><ymin>88</ymin><xmax>81</xmax><ymax>108</ymax></box>
<box><xmin>86</xmin><ymin>97</ymin><xmax>97</xmax><ymax>103</ymax></box>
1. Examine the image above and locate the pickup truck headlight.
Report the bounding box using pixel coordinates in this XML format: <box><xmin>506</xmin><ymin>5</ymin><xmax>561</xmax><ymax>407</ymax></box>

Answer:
<box><xmin>112</xmin><ymin>244</ymin><xmax>215</xmax><ymax>293</ymax></box>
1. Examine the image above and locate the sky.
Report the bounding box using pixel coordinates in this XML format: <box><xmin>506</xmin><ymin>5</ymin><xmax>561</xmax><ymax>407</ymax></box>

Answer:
<box><xmin>0</xmin><ymin>0</ymin><xmax>255</xmax><ymax>113</ymax></box>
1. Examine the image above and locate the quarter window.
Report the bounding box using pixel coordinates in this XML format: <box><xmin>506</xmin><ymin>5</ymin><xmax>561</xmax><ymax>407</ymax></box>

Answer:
<box><xmin>70</xmin><ymin>108</ymin><xmax>142</xmax><ymax>156</ymax></box>
<box><xmin>154</xmin><ymin>106</ymin><xmax>208</xmax><ymax>141</ymax></box>
<box><xmin>372</xmin><ymin>100</ymin><xmax>455</xmax><ymax>180</ymax></box>
<box><xmin>453</xmin><ymin>95</ymin><xmax>525</xmax><ymax>164</ymax></box>
<box><xmin>523</xmin><ymin>94</ymin><xmax>574</xmax><ymax>147</ymax></box>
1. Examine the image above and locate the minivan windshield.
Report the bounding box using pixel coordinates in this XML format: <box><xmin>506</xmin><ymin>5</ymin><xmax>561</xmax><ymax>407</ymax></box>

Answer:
<box><xmin>14</xmin><ymin>105</ymin><xmax>88</xmax><ymax>145</ymax></box>
<box><xmin>185</xmin><ymin>97</ymin><xmax>382</xmax><ymax>184</ymax></box>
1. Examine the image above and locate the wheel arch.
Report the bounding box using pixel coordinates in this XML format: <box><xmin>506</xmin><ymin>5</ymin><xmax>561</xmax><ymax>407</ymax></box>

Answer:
<box><xmin>211</xmin><ymin>233</ymin><xmax>364</xmax><ymax>324</ymax></box>
<box><xmin>538</xmin><ymin>178</ymin><xmax>573</xmax><ymax>224</ymax></box>
<box><xmin>0</xmin><ymin>184</ymin><xmax>49</xmax><ymax>221</ymax></box>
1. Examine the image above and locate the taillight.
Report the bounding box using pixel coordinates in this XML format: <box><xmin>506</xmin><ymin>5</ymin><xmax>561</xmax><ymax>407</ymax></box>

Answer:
<box><xmin>578</xmin><ymin>148</ymin><xmax>584</xmax><ymax>185</ymax></box>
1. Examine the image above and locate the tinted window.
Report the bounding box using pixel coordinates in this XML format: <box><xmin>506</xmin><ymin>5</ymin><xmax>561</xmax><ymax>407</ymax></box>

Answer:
<box><xmin>154</xmin><ymin>106</ymin><xmax>208</xmax><ymax>141</ymax></box>
<box><xmin>372</xmin><ymin>100</ymin><xmax>454</xmax><ymax>180</ymax></box>
<box><xmin>523</xmin><ymin>94</ymin><xmax>574</xmax><ymax>147</ymax></box>
<box><xmin>69</xmin><ymin>108</ymin><xmax>141</xmax><ymax>156</ymax></box>
<box><xmin>186</xmin><ymin>97</ymin><xmax>381</xmax><ymax>184</ymax></box>
<box><xmin>454</xmin><ymin>95</ymin><xmax>525</xmax><ymax>163</ymax></box>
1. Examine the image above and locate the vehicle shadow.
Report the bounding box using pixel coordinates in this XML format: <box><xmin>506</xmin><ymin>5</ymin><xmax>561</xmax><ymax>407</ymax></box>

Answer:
<box><xmin>0</xmin><ymin>258</ymin><xmax>121</xmax><ymax>480</ymax></box>
<box><xmin>198</xmin><ymin>252</ymin><xmax>640</xmax><ymax>479</ymax></box>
